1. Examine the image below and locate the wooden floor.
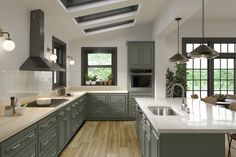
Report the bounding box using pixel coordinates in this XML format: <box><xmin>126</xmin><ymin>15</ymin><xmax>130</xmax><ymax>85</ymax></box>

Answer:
<box><xmin>60</xmin><ymin>121</ymin><xmax>236</xmax><ymax>157</ymax></box>
<box><xmin>60</xmin><ymin>121</ymin><xmax>142</xmax><ymax>157</ymax></box>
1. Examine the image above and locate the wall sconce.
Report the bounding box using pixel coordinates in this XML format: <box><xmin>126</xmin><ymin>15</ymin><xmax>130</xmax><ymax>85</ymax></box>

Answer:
<box><xmin>47</xmin><ymin>47</ymin><xmax>57</xmax><ymax>62</ymax></box>
<box><xmin>0</xmin><ymin>28</ymin><xmax>16</xmax><ymax>52</ymax></box>
<box><xmin>67</xmin><ymin>56</ymin><xmax>75</xmax><ymax>65</ymax></box>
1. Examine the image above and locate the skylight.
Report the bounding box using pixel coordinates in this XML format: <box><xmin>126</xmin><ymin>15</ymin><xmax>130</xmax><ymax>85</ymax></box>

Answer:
<box><xmin>83</xmin><ymin>19</ymin><xmax>135</xmax><ymax>35</ymax></box>
<box><xmin>59</xmin><ymin>0</ymin><xmax>127</xmax><ymax>12</ymax></box>
<box><xmin>75</xmin><ymin>5</ymin><xmax>139</xmax><ymax>24</ymax></box>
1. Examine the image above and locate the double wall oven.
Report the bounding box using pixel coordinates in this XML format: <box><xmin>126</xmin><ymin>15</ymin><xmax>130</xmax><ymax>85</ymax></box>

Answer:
<box><xmin>128</xmin><ymin>69</ymin><xmax>154</xmax><ymax>92</ymax></box>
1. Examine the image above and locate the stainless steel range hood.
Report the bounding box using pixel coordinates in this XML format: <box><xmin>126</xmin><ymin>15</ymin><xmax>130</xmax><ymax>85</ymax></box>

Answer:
<box><xmin>20</xmin><ymin>10</ymin><xmax>65</xmax><ymax>71</ymax></box>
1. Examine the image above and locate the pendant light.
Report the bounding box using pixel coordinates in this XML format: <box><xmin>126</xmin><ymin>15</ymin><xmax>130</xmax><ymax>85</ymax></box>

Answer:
<box><xmin>188</xmin><ymin>0</ymin><xmax>219</xmax><ymax>59</ymax></box>
<box><xmin>169</xmin><ymin>18</ymin><xmax>188</xmax><ymax>64</ymax></box>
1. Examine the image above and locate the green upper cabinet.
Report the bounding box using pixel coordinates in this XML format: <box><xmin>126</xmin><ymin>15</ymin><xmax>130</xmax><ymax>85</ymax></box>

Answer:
<box><xmin>128</xmin><ymin>42</ymin><xmax>155</xmax><ymax>69</ymax></box>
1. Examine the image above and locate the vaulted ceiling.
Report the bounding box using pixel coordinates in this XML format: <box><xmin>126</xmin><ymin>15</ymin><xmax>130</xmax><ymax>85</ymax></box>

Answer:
<box><xmin>20</xmin><ymin>0</ymin><xmax>236</xmax><ymax>42</ymax></box>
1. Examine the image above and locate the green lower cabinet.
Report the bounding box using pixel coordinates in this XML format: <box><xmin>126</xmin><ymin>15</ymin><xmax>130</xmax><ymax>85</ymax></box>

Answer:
<box><xmin>88</xmin><ymin>93</ymin><xmax>128</xmax><ymax>120</ymax></box>
<box><xmin>64</xmin><ymin>116</ymin><xmax>71</xmax><ymax>143</ymax></box>
<box><xmin>1</xmin><ymin>124</ymin><xmax>37</xmax><ymax>157</ymax></box>
<box><xmin>41</xmin><ymin>141</ymin><xmax>57</xmax><ymax>157</ymax></box>
<box><xmin>140</xmin><ymin>122</ymin><xmax>145</xmax><ymax>156</ymax></box>
<box><xmin>38</xmin><ymin>126</ymin><xmax>57</xmax><ymax>156</ymax></box>
<box><xmin>150</xmin><ymin>130</ymin><xmax>160</xmax><ymax>157</ymax></box>
<box><xmin>17</xmin><ymin>140</ymin><xmax>37</xmax><ymax>157</ymax></box>
<box><xmin>144</xmin><ymin>131</ymin><xmax>151</xmax><ymax>157</ymax></box>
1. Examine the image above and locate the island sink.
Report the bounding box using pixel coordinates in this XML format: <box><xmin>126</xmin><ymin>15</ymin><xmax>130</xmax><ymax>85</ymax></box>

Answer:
<box><xmin>148</xmin><ymin>106</ymin><xmax>179</xmax><ymax>116</ymax></box>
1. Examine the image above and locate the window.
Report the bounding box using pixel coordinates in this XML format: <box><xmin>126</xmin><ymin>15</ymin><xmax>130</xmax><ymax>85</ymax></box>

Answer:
<box><xmin>81</xmin><ymin>47</ymin><xmax>117</xmax><ymax>85</ymax></box>
<box><xmin>52</xmin><ymin>36</ymin><xmax>67</xmax><ymax>89</ymax></box>
<box><xmin>183</xmin><ymin>38</ymin><xmax>236</xmax><ymax>98</ymax></box>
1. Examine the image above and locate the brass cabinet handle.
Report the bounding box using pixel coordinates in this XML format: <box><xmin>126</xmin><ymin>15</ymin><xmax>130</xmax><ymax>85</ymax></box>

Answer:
<box><xmin>52</xmin><ymin>132</ymin><xmax>56</xmax><ymax>138</ymax></box>
<box><xmin>41</xmin><ymin>123</ymin><xmax>48</xmax><ymax>128</ymax></box>
<box><xmin>51</xmin><ymin>151</ymin><xmax>57</xmax><ymax>157</ymax></box>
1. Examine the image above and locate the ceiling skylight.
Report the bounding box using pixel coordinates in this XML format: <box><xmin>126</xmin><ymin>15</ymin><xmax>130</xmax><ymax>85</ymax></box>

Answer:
<box><xmin>59</xmin><ymin>0</ymin><xmax>127</xmax><ymax>12</ymax></box>
<box><xmin>83</xmin><ymin>19</ymin><xmax>135</xmax><ymax>35</ymax></box>
<box><xmin>75</xmin><ymin>5</ymin><xmax>139</xmax><ymax>24</ymax></box>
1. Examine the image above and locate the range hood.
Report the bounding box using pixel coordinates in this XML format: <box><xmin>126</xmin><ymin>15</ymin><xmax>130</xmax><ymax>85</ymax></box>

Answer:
<box><xmin>20</xmin><ymin>10</ymin><xmax>65</xmax><ymax>71</ymax></box>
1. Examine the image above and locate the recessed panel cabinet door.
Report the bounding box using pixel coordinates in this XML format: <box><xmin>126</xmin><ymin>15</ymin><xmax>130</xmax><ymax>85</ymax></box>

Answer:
<box><xmin>142</xmin><ymin>43</ymin><xmax>154</xmax><ymax>69</ymax></box>
<box><xmin>58</xmin><ymin>120</ymin><xmax>65</xmax><ymax>151</ymax></box>
<box><xmin>128</xmin><ymin>44</ymin><xmax>141</xmax><ymax>69</ymax></box>
<box><xmin>150</xmin><ymin>130</ymin><xmax>160</xmax><ymax>157</ymax></box>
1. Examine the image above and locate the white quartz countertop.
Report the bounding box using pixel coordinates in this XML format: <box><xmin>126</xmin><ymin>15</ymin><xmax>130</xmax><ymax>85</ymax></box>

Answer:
<box><xmin>136</xmin><ymin>98</ymin><xmax>236</xmax><ymax>133</ymax></box>
<box><xmin>0</xmin><ymin>92</ymin><xmax>87</xmax><ymax>143</ymax></box>
<box><xmin>0</xmin><ymin>90</ymin><xmax>128</xmax><ymax>143</ymax></box>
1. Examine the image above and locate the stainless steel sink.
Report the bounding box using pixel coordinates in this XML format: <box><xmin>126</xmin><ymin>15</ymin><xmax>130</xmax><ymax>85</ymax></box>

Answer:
<box><xmin>26</xmin><ymin>98</ymin><xmax>69</xmax><ymax>108</ymax></box>
<box><xmin>148</xmin><ymin>106</ymin><xmax>179</xmax><ymax>116</ymax></box>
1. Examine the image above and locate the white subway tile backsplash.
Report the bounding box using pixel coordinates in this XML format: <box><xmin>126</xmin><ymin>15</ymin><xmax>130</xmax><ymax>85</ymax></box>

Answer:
<box><xmin>0</xmin><ymin>70</ymin><xmax>52</xmax><ymax>103</ymax></box>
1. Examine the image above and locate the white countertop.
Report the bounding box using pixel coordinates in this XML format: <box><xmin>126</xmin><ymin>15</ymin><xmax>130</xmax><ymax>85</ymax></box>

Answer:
<box><xmin>0</xmin><ymin>92</ymin><xmax>86</xmax><ymax>143</ymax></box>
<box><xmin>0</xmin><ymin>90</ymin><xmax>128</xmax><ymax>143</ymax></box>
<box><xmin>136</xmin><ymin>98</ymin><xmax>236</xmax><ymax>133</ymax></box>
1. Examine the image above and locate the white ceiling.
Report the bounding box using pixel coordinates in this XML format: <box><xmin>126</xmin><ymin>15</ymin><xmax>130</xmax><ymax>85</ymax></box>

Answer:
<box><xmin>190</xmin><ymin>0</ymin><xmax>236</xmax><ymax>22</ymax></box>
<box><xmin>20</xmin><ymin>0</ymin><xmax>168</xmax><ymax>42</ymax></box>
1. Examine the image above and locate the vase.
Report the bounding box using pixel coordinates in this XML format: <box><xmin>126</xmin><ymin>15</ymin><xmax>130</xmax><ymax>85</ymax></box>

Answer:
<box><xmin>107</xmin><ymin>80</ymin><xmax>112</xmax><ymax>85</ymax></box>
<box><xmin>85</xmin><ymin>81</ymin><xmax>91</xmax><ymax>85</ymax></box>
<box><xmin>91</xmin><ymin>81</ymin><xmax>96</xmax><ymax>85</ymax></box>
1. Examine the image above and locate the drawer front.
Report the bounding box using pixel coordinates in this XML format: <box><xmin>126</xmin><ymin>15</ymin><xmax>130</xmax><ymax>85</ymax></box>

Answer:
<box><xmin>57</xmin><ymin>108</ymin><xmax>65</xmax><ymax>120</ymax></box>
<box><xmin>129</xmin><ymin>102</ymin><xmax>137</xmax><ymax>107</ymax></box>
<box><xmin>64</xmin><ymin>105</ymin><xmax>71</xmax><ymax>116</ymax></box>
<box><xmin>70</xmin><ymin>100</ymin><xmax>79</xmax><ymax>112</ymax></box>
<box><xmin>38</xmin><ymin>114</ymin><xmax>57</xmax><ymax>135</ymax></box>
<box><xmin>2</xmin><ymin>124</ymin><xmax>37</xmax><ymax>157</ymax></box>
<box><xmin>90</xmin><ymin>106</ymin><xmax>109</xmax><ymax>116</ymax></box>
<box><xmin>39</xmin><ymin>127</ymin><xmax>57</xmax><ymax>155</ymax></box>
<box><xmin>110</xmin><ymin>94</ymin><xmax>127</xmax><ymax>105</ymax></box>
<box><xmin>129</xmin><ymin>93</ymin><xmax>154</xmax><ymax>102</ymax></box>
<box><xmin>89</xmin><ymin>94</ymin><xmax>108</xmax><ymax>106</ymax></box>
<box><xmin>71</xmin><ymin>111</ymin><xmax>79</xmax><ymax>134</ymax></box>
<box><xmin>129</xmin><ymin>107</ymin><xmax>137</xmax><ymax>117</ymax></box>
<box><xmin>110</xmin><ymin>106</ymin><xmax>127</xmax><ymax>116</ymax></box>
<box><xmin>18</xmin><ymin>140</ymin><xmax>37</xmax><ymax>157</ymax></box>
<box><xmin>41</xmin><ymin>141</ymin><xmax>57</xmax><ymax>157</ymax></box>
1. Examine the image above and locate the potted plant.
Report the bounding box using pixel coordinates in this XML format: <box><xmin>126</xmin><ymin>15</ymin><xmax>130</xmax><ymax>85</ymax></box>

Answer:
<box><xmin>107</xmin><ymin>74</ymin><xmax>113</xmax><ymax>85</ymax></box>
<box><xmin>90</xmin><ymin>75</ymin><xmax>97</xmax><ymax>85</ymax></box>
<box><xmin>85</xmin><ymin>74</ymin><xmax>91</xmax><ymax>85</ymax></box>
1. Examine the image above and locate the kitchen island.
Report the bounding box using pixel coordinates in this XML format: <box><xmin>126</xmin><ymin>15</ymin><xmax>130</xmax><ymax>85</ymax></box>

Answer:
<box><xmin>135</xmin><ymin>98</ymin><xmax>236</xmax><ymax>157</ymax></box>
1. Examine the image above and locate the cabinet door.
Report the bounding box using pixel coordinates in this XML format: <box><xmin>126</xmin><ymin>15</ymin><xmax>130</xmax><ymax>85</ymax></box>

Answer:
<box><xmin>141</xmin><ymin>43</ymin><xmax>154</xmax><ymax>69</ymax></box>
<box><xmin>145</xmin><ymin>131</ymin><xmax>151</xmax><ymax>157</ymax></box>
<box><xmin>150</xmin><ymin>130</ymin><xmax>160</xmax><ymax>157</ymax></box>
<box><xmin>140</xmin><ymin>122</ymin><xmax>146</xmax><ymax>156</ymax></box>
<box><xmin>17</xmin><ymin>140</ymin><xmax>37</xmax><ymax>157</ymax></box>
<box><xmin>64</xmin><ymin>116</ymin><xmax>71</xmax><ymax>143</ymax></box>
<box><xmin>58</xmin><ymin>120</ymin><xmax>65</xmax><ymax>152</ymax></box>
<box><xmin>128</xmin><ymin>44</ymin><xmax>141</xmax><ymax>69</ymax></box>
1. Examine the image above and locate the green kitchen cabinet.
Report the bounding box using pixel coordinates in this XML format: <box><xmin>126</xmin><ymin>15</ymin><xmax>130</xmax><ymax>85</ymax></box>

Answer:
<box><xmin>128</xmin><ymin>42</ymin><xmax>155</xmax><ymax>69</ymax></box>
<box><xmin>129</xmin><ymin>93</ymin><xmax>154</xmax><ymax>119</ymax></box>
<box><xmin>41</xmin><ymin>141</ymin><xmax>57</xmax><ymax>157</ymax></box>
<box><xmin>88</xmin><ymin>93</ymin><xmax>128</xmax><ymax>120</ymax></box>
<box><xmin>150</xmin><ymin>129</ymin><xmax>160</xmax><ymax>157</ymax></box>
<box><xmin>57</xmin><ymin>108</ymin><xmax>66</xmax><ymax>153</ymax></box>
<box><xmin>17</xmin><ymin>140</ymin><xmax>37</xmax><ymax>157</ymax></box>
<box><xmin>1</xmin><ymin>124</ymin><xmax>37</xmax><ymax>157</ymax></box>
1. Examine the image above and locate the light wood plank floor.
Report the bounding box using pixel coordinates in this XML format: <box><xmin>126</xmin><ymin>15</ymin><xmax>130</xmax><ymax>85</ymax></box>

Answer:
<box><xmin>60</xmin><ymin>121</ymin><xmax>142</xmax><ymax>157</ymax></box>
<box><xmin>60</xmin><ymin>121</ymin><xmax>236</xmax><ymax>157</ymax></box>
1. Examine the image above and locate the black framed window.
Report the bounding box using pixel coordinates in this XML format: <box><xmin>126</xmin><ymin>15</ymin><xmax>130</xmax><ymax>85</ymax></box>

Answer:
<box><xmin>81</xmin><ymin>47</ymin><xmax>117</xmax><ymax>85</ymax></box>
<box><xmin>52</xmin><ymin>36</ymin><xmax>67</xmax><ymax>89</ymax></box>
<box><xmin>183</xmin><ymin>38</ymin><xmax>236</xmax><ymax>98</ymax></box>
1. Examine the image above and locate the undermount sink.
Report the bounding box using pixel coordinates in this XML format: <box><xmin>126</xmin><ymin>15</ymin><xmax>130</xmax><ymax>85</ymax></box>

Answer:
<box><xmin>148</xmin><ymin>106</ymin><xmax>179</xmax><ymax>116</ymax></box>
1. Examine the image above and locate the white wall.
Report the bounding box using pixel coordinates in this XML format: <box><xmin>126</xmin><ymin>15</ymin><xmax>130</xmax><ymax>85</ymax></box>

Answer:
<box><xmin>154</xmin><ymin>20</ymin><xmax>236</xmax><ymax>98</ymax></box>
<box><xmin>68</xmin><ymin>25</ymin><xmax>153</xmax><ymax>90</ymax></box>
<box><xmin>0</xmin><ymin>0</ymin><xmax>68</xmax><ymax>102</ymax></box>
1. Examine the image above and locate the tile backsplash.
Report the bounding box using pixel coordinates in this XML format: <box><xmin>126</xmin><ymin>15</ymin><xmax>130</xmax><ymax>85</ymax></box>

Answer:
<box><xmin>0</xmin><ymin>70</ymin><xmax>52</xmax><ymax>103</ymax></box>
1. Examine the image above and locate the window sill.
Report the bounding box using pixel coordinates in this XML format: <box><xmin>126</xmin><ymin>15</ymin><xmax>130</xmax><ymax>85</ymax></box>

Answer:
<box><xmin>81</xmin><ymin>85</ymin><xmax>117</xmax><ymax>86</ymax></box>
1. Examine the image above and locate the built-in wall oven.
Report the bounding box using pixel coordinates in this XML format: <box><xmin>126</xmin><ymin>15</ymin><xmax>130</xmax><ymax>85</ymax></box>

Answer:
<box><xmin>128</xmin><ymin>69</ymin><xmax>154</xmax><ymax>92</ymax></box>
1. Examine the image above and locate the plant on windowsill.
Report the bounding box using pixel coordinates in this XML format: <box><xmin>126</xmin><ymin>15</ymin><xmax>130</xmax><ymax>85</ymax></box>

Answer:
<box><xmin>107</xmin><ymin>74</ymin><xmax>113</xmax><ymax>85</ymax></box>
<box><xmin>90</xmin><ymin>75</ymin><xmax>97</xmax><ymax>85</ymax></box>
<box><xmin>85</xmin><ymin>74</ymin><xmax>91</xmax><ymax>85</ymax></box>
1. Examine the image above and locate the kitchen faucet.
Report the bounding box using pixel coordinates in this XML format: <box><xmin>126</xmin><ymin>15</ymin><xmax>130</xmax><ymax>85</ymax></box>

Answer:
<box><xmin>170</xmin><ymin>83</ymin><xmax>188</xmax><ymax>111</ymax></box>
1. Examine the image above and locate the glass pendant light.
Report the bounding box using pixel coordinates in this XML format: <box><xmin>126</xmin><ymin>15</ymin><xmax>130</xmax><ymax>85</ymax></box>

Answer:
<box><xmin>169</xmin><ymin>18</ymin><xmax>188</xmax><ymax>64</ymax></box>
<box><xmin>188</xmin><ymin>0</ymin><xmax>219</xmax><ymax>59</ymax></box>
